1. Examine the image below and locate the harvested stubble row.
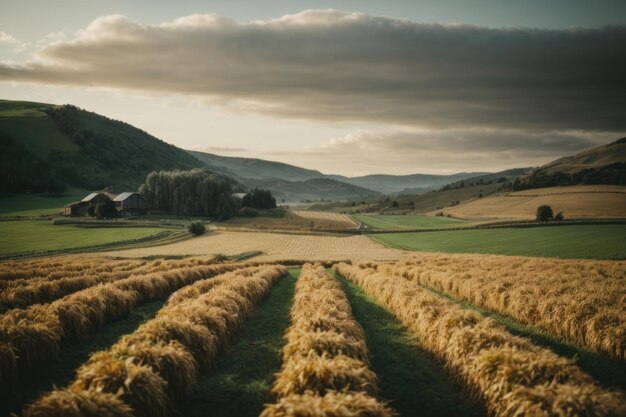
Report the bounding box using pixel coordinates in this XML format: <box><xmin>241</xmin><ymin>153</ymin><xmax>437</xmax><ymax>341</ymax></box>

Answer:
<box><xmin>334</xmin><ymin>263</ymin><xmax>626</xmax><ymax>417</ymax></box>
<box><xmin>0</xmin><ymin>258</ymin><xmax>147</xmax><ymax>282</ymax></box>
<box><xmin>380</xmin><ymin>255</ymin><xmax>626</xmax><ymax>361</ymax></box>
<box><xmin>24</xmin><ymin>265</ymin><xmax>287</xmax><ymax>417</ymax></box>
<box><xmin>261</xmin><ymin>264</ymin><xmax>394</xmax><ymax>417</ymax></box>
<box><xmin>0</xmin><ymin>263</ymin><xmax>244</xmax><ymax>391</ymax></box>
<box><xmin>0</xmin><ymin>258</ymin><xmax>220</xmax><ymax>312</ymax></box>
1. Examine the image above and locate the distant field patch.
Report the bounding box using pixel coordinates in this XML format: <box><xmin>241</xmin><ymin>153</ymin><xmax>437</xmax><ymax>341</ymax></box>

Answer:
<box><xmin>0</xmin><ymin>221</ymin><xmax>167</xmax><ymax>256</ymax></box>
<box><xmin>221</xmin><ymin>210</ymin><xmax>358</xmax><ymax>231</ymax></box>
<box><xmin>372</xmin><ymin>225</ymin><xmax>626</xmax><ymax>259</ymax></box>
<box><xmin>437</xmin><ymin>185</ymin><xmax>626</xmax><ymax>220</ymax></box>
<box><xmin>101</xmin><ymin>230</ymin><xmax>405</xmax><ymax>262</ymax></box>
<box><xmin>354</xmin><ymin>214</ymin><xmax>472</xmax><ymax>230</ymax></box>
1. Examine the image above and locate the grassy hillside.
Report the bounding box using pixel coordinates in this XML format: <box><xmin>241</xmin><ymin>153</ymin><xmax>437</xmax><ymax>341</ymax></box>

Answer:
<box><xmin>372</xmin><ymin>225</ymin><xmax>626</xmax><ymax>259</ymax></box>
<box><xmin>437</xmin><ymin>185</ymin><xmax>626</xmax><ymax>220</ymax></box>
<box><xmin>517</xmin><ymin>137</ymin><xmax>626</xmax><ymax>189</ymax></box>
<box><xmin>0</xmin><ymin>100</ymin><xmax>203</xmax><ymax>194</ymax></box>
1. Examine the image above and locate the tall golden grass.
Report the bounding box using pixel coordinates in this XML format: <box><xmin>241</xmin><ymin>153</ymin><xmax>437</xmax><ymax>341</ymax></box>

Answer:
<box><xmin>0</xmin><ymin>263</ymin><xmax>243</xmax><ymax>391</ymax></box>
<box><xmin>377</xmin><ymin>254</ymin><xmax>626</xmax><ymax>361</ymax></box>
<box><xmin>24</xmin><ymin>265</ymin><xmax>287</xmax><ymax>417</ymax></box>
<box><xmin>261</xmin><ymin>264</ymin><xmax>394</xmax><ymax>417</ymax></box>
<box><xmin>334</xmin><ymin>262</ymin><xmax>626</xmax><ymax>417</ymax></box>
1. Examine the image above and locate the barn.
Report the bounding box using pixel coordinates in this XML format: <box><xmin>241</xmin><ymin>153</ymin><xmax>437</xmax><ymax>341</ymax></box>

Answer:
<box><xmin>113</xmin><ymin>192</ymin><xmax>147</xmax><ymax>216</ymax></box>
<box><xmin>64</xmin><ymin>188</ymin><xmax>146</xmax><ymax>217</ymax></box>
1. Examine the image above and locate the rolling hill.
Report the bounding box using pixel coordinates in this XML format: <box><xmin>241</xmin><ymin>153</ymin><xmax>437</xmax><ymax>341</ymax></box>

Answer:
<box><xmin>242</xmin><ymin>177</ymin><xmax>381</xmax><ymax>202</ymax></box>
<box><xmin>517</xmin><ymin>137</ymin><xmax>626</xmax><ymax>189</ymax></box>
<box><xmin>0</xmin><ymin>100</ymin><xmax>203</xmax><ymax>193</ymax></box>
<box><xmin>331</xmin><ymin>172</ymin><xmax>487</xmax><ymax>194</ymax></box>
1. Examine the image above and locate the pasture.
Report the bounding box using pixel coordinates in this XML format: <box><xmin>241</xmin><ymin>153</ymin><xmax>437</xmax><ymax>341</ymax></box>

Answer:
<box><xmin>0</xmin><ymin>254</ymin><xmax>623</xmax><ymax>417</ymax></box>
<box><xmin>0</xmin><ymin>220</ymin><xmax>170</xmax><ymax>257</ymax></box>
<box><xmin>371</xmin><ymin>224</ymin><xmax>626</xmax><ymax>259</ymax></box>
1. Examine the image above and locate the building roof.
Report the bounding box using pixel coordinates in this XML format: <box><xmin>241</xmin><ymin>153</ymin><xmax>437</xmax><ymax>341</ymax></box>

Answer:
<box><xmin>113</xmin><ymin>192</ymin><xmax>142</xmax><ymax>201</ymax></box>
<box><xmin>81</xmin><ymin>192</ymin><xmax>101</xmax><ymax>202</ymax></box>
<box><xmin>232</xmin><ymin>193</ymin><xmax>248</xmax><ymax>199</ymax></box>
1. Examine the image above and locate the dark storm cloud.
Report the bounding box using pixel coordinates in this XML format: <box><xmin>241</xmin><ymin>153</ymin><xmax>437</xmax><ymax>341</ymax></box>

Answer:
<box><xmin>1</xmin><ymin>10</ymin><xmax>625</xmax><ymax>130</ymax></box>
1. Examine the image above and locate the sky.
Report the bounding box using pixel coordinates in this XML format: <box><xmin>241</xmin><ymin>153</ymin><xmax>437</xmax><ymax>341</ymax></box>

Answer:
<box><xmin>1</xmin><ymin>1</ymin><xmax>625</xmax><ymax>176</ymax></box>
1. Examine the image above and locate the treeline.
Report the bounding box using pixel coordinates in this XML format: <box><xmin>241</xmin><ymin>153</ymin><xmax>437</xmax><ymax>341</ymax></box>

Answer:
<box><xmin>513</xmin><ymin>162</ymin><xmax>626</xmax><ymax>190</ymax></box>
<box><xmin>139</xmin><ymin>169</ymin><xmax>276</xmax><ymax>219</ymax></box>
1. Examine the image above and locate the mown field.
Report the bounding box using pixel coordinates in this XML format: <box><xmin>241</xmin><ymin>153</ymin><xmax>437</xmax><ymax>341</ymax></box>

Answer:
<box><xmin>438</xmin><ymin>185</ymin><xmax>626</xmax><ymax>219</ymax></box>
<box><xmin>0</xmin><ymin>221</ymin><xmax>170</xmax><ymax>257</ymax></box>
<box><xmin>0</xmin><ymin>254</ymin><xmax>623</xmax><ymax>417</ymax></box>
<box><xmin>354</xmin><ymin>214</ymin><xmax>473</xmax><ymax>230</ymax></box>
<box><xmin>372</xmin><ymin>224</ymin><xmax>626</xmax><ymax>259</ymax></box>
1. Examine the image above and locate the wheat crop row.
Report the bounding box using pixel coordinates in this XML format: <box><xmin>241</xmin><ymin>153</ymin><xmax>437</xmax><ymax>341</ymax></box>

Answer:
<box><xmin>0</xmin><ymin>257</ymin><xmax>148</xmax><ymax>281</ymax></box>
<box><xmin>0</xmin><ymin>263</ymin><xmax>243</xmax><ymax>391</ymax></box>
<box><xmin>24</xmin><ymin>265</ymin><xmax>287</xmax><ymax>417</ymax></box>
<box><xmin>261</xmin><ymin>264</ymin><xmax>394</xmax><ymax>417</ymax></box>
<box><xmin>334</xmin><ymin>263</ymin><xmax>625</xmax><ymax>417</ymax></box>
<box><xmin>380</xmin><ymin>254</ymin><xmax>626</xmax><ymax>361</ymax></box>
<box><xmin>0</xmin><ymin>258</ymin><xmax>223</xmax><ymax>312</ymax></box>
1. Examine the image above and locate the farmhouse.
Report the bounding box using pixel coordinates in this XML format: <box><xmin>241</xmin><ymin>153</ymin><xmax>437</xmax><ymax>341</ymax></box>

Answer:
<box><xmin>64</xmin><ymin>187</ymin><xmax>146</xmax><ymax>217</ymax></box>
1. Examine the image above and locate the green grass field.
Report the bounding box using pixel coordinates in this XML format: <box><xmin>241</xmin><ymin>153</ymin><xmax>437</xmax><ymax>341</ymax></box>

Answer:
<box><xmin>354</xmin><ymin>214</ymin><xmax>473</xmax><ymax>230</ymax></box>
<box><xmin>372</xmin><ymin>225</ymin><xmax>626</xmax><ymax>259</ymax></box>
<box><xmin>0</xmin><ymin>220</ymin><xmax>168</xmax><ymax>256</ymax></box>
<box><xmin>0</xmin><ymin>189</ymin><xmax>88</xmax><ymax>217</ymax></box>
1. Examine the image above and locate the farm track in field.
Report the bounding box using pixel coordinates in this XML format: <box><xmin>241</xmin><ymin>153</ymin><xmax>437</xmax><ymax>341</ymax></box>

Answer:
<box><xmin>333</xmin><ymin>271</ymin><xmax>482</xmax><ymax>417</ymax></box>
<box><xmin>1</xmin><ymin>298</ymin><xmax>166</xmax><ymax>416</ymax></box>
<box><xmin>179</xmin><ymin>269</ymin><xmax>299</xmax><ymax>417</ymax></box>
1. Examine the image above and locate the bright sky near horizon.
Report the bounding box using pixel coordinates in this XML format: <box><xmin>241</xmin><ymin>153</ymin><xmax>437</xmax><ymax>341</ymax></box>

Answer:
<box><xmin>1</xmin><ymin>0</ymin><xmax>625</xmax><ymax>176</ymax></box>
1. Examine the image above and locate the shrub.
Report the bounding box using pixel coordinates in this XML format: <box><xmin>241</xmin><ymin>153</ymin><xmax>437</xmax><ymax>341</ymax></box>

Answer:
<box><xmin>187</xmin><ymin>222</ymin><xmax>206</xmax><ymax>236</ymax></box>
<box><xmin>554</xmin><ymin>211</ymin><xmax>565</xmax><ymax>221</ymax></box>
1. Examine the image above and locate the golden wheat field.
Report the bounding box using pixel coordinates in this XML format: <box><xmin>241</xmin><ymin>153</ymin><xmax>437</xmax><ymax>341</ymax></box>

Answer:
<box><xmin>99</xmin><ymin>230</ymin><xmax>406</xmax><ymax>262</ymax></box>
<box><xmin>435</xmin><ymin>185</ymin><xmax>626</xmax><ymax>219</ymax></box>
<box><xmin>1</xmin><ymin>253</ymin><xmax>625</xmax><ymax>417</ymax></box>
<box><xmin>219</xmin><ymin>210</ymin><xmax>359</xmax><ymax>231</ymax></box>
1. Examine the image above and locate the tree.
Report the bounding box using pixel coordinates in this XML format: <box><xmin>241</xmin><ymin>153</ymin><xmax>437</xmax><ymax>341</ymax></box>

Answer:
<box><xmin>554</xmin><ymin>211</ymin><xmax>565</xmax><ymax>221</ymax></box>
<box><xmin>95</xmin><ymin>199</ymin><xmax>117</xmax><ymax>219</ymax></box>
<box><xmin>392</xmin><ymin>201</ymin><xmax>399</xmax><ymax>208</ymax></box>
<box><xmin>216</xmin><ymin>193</ymin><xmax>234</xmax><ymax>221</ymax></box>
<box><xmin>536</xmin><ymin>205</ymin><xmax>554</xmax><ymax>223</ymax></box>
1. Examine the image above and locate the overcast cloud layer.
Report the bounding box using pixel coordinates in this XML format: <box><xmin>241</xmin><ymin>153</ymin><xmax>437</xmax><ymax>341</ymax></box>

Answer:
<box><xmin>1</xmin><ymin>10</ymin><xmax>625</xmax><ymax>132</ymax></box>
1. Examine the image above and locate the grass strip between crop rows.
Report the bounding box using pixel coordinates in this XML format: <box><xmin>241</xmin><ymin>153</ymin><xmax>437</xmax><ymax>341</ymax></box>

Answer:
<box><xmin>0</xmin><ymin>262</ymin><xmax>243</xmax><ymax>391</ymax></box>
<box><xmin>334</xmin><ymin>263</ymin><xmax>626</xmax><ymax>417</ymax></box>
<box><xmin>261</xmin><ymin>264</ymin><xmax>394</xmax><ymax>417</ymax></box>
<box><xmin>23</xmin><ymin>265</ymin><xmax>287</xmax><ymax>417</ymax></box>
<box><xmin>382</xmin><ymin>256</ymin><xmax>626</xmax><ymax>361</ymax></box>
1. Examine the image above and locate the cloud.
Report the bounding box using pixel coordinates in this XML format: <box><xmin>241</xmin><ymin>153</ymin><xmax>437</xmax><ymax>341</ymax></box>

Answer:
<box><xmin>269</xmin><ymin>128</ymin><xmax>617</xmax><ymax>176</ymax></box>
<box><xmin>0</xmin><ymin>31</ymin><xmax>17</xmax><ymax>44</ymax></box>
<box><xmin>0</xmin><ymin>11</ymin><xmax>625</xmax><ymax>132</ymax></box>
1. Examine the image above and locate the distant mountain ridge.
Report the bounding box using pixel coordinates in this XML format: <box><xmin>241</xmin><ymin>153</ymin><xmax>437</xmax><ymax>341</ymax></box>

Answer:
<box><xmin>189</xmin><ymin>149</ymin><xmax>487</xmax><ymax>197</ymax></box>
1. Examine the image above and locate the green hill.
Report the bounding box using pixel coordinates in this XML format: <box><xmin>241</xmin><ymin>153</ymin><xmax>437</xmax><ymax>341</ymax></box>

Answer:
<box><xmin>0</xmin><ymin>100</ymin><xmax>203</xmax><ymax>194</ymax></box>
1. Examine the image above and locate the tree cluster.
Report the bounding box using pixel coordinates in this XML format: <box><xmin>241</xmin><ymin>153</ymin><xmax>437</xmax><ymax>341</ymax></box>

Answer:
<box><xmin>139</xmin><ymin>169</ymin><xmax>240</xmax><ymax>220</ymax></box>
<box><xmin>242</xmin><ymin>188</ymin><xmax>277</xmax><ymax>209</ymax></box>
